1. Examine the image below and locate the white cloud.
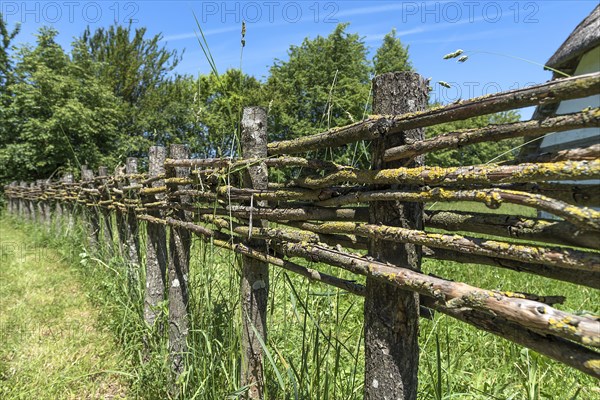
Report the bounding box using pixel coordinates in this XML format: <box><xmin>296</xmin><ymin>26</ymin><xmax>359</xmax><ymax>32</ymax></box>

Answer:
<box><xmin>361</xmin><ymin>14</ymin><xmax>490</xmax><ymax>44</ymax></box>
<box><xmin>162</xmin><ymin>25</ymin><xmax>240</xmax><ymax>42</ymax></box>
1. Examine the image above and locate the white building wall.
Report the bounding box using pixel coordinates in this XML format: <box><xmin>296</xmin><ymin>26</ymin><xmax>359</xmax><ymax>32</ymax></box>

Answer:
<box><xmin>538</xmin><ymin>47</ymin><xmax>599</xmax><ymax>219</ymax></box>
<box><xmin>539</xmin><ymin>46</ymin><xmax>600</xmax><ymax>151</ymax></box>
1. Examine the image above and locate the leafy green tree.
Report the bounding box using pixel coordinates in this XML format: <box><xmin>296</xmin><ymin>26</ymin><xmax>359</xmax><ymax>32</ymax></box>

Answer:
<box><xmin>0</xmin><ymin>16</ymin><xmax>21</xmax><ymax>170</ymax></box>
<box><xmin>264</xmin><ymin>23</ymin><xmax>371</xmax><ymax>142</ymax></box>
<box><xmin>0</xmin><ymin>27</ymin><xmax>123</xmax><ymax>184</ymax></box>
<box><xmin>373</xmin><ymin>28</ymin><xmax>413</xmax><ymax>75</ymax></box>
<box><xmin>136</xmin><ymin>74</ymin><xmax>199</xmax><ymax>147</ymax></box>
<box><xmin>78</xmin><ymin>23</ymin><xmax>180</xmax><ymax>105</ymax></box>
<box><xmin>0</xmin><ymin>15</ymin><xmax>20</xmax><ymax>91</ymax></box>
<box><xmin>194</xmin><ymin>69</ymin><xmax>263</xmax><ymax>158</ymax></box>
<box><xmin>76</xmin><ymin>24</ymin><xmax>182</xmax><ymax>155</ymax></box>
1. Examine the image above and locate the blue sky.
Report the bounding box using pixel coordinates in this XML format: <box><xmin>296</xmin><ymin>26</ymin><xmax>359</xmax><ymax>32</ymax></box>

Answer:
<box><xmin>2</xmin><ymin>0</ymin><xmax>597</xmax><ymax>109</ymax></box>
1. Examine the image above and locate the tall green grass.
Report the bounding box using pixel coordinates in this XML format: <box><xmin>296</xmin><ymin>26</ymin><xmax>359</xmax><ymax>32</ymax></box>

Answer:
<box><xmin>2</xmin><ymin>204</ymin><xmax>598</xmax><ymax>399</ymax></box>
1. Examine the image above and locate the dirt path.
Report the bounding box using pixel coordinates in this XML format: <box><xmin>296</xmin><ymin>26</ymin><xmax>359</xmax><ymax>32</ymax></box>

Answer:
<box><xmin>0</xmin><ymin>220</ymin><xmax>128</xmax><ymax>399</ymax></box>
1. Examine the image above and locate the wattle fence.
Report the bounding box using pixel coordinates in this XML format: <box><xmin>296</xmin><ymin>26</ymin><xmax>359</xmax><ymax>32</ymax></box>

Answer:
<box><xmin>4</xmin><ymin>71</ymin><xmax>600</xmax><ymax>399</ymax></box>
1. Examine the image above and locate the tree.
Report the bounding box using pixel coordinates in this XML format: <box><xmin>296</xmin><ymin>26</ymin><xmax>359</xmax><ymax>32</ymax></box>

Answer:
<box><xmin>373</xmin><ymin>28</ymin><xmax>413</xmax><ymax>75</ymax></box>
<box><xmin>264</xmin><ymin>23</ymin><xmax>371</xmax><ymax>142</ymax></box>
<box><xmin>78</xmin><ymin>23</ymin><xmax>180</xmax><ymax>106</ymax></box>
<box><xmin>262</xmin><ymin>23</ymin><xmax>372</xmax><ymax>171</ymax></box>
<box><xmin>0</xmin><ymin>27</ymin><xmax>123</xmax><ymax>185</ymax></box>
<box><xmin>75</xmin><ymin>24</ymin><xmax>182</xmax><ymax>155</ymax></box>
<box><xmin>0</xmin><ymin>16</ymin><xmax>21</xmax><ymax>169</ymax></box>
<box><xmin>136</xmin><ymin>74</ymin><xmax>200</xmax><ymax>148</ymax></box>
<box><xmin>0</xmin><ymin>15</ymin><xmax>20</xmax><ymax>91</ymax></box>
<box><xmin>194</xmin><ymin>69</ymin><xmax>263</xmax><ymax>158</ymax></box>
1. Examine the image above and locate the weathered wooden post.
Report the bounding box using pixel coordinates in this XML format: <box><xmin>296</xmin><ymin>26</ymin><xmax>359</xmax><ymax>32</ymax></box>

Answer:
<box><xmin>36</xmin><ymin>179</ymin><xmax>45</xmax><ymax>224</ymax></box>
<box><xmin>28</xmin><ymin>182</ymin><xmax>36</xmax><ymax>222</ymax></box>
<box><xmin>125</xmin><ymin>158</ymin><xmax>141</xmax><ymax>266</ymax></box>
<box><xmin>98</xmin><ymin>166</ymin><xmax>114</xmax><ymax>256</ymax></box>
<box><xmin>12</xmin><ymin>182</ymin><xmax>19</xmax><ymax>216</ymax></box>
<box><xmin>115</xmin><ymin>166</ymin><xmax>127</xmax><ymax>258</ymax></box>
<box><xmin>63</xmin><ymin>172</ymin><xmax>74</xmax><ymax>233</ymax></box>
<box><xmin>123</xmin><ymin>157</ymin><xmax>142</xmax><ymax>294</ymax></box>
<box><xmin>43</xmin><ymin>180</ymin><xmax>52</xmax><ymax>229</ymax></box>
<box><xmin>240</xmin><ymin>106</ymin><xmax>269</xmax><ymax>399</ymax></box>
<box><xmin>144</xmin><ymin>146</ymin><xmax>168</xmax><ymax>328</ymax></box>
<box><xmin>17</xmin><ymin>181</ymin><xmax>27</xmax><ymax>219</ymax></box>
<box><xmin>3</xmin><ymin>184</ymin><xmax>9</xmax><ymax>215</ymax></box>
<box><xmin>364</xmin><ymin>72</ymin><xmax>428</xmax><ymax>400</ymax></box>
<box><xmin>18</xmin><ymin>181</ymin><xmax>27</xmax><ymax>219</ymax></box>
<box><xmin>54</xmin><ymin>177</ymin><xmax>64</xmax><ymax>234</ymax></box>
<box><xmin>7</xmin><ymin>182</ymin><xmax>16</xmax><ymax>215</ymax></box>
<box><xmin>81</xmin><ymin>168</ymin><xmax>100</xmax><ymax>250</ymax></box>
<box><xmin>166</xmin><ymin>144</ymin><xmax>192</xmax><ymax>377</ymax></box>
<box><xmin>38</xmin><ymin>179</ymin><xmax>48</xmax><ymax>226</ymax></box>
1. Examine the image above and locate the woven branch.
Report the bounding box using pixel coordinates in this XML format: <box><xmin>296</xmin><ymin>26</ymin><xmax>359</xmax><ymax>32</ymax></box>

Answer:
<box><xmin>223</xmin><ymin>240</ymin><xmax>366</xmax><ymax>295</ymax></box>
<box><xmin>196</xmin><ymin>204</ymin><xmax>370</xmax><ymax>222</ymax></box>
<box><xmin>200</xmin><ymin>214</ymin><xmax>366</xmax><ymax>250</ymax></box>
<box><xmin>267</xmin><ymin>72</ymin><xmax>600</xmax><ymax>155</ymax></box>
<box><xmin>424</xmin><ymin>210</ymin><xmax>600</xmax><ymax>249</ymax></box>
<box><xmin>317</xmin><ymin>187</ymin><xmax>600</xmax><ymax>230</ymax></box>
<box><xmin>419</xmin><ymin>297</ymin><xmax>600</xmax><ymax>378</ymax></box>
<box><xmin>290</xmin><ymin>221</ymin><xmax>600</xmax><ymax>273</ymax></box>
<box><xmin>165</xmin><ymin>156</ymin><xmax>347</xmax><ymax>171</ymax></box>
<box><xmin>383</xmin><ymin>108</ymin><xmax>600</xmax><ymax>161</ymax></box>
<box><xmin>423</xmin><ymin>247</ymin><xmax>600</xmax><ymax>289</ymax></box>
<box><xmin>292</xmin><ymin>160</ymin><xmax>600</xmax><ymax>189</ymax></box>
<box><xmin>514</xmin><ymin>143</ymin><xmax>600</xmax><ymax>164</ymax></box>
<box><xmin>137</xmin><ymin>212</ymin><xmax>599</xmax><ymax>352</ymax></box>
<box><xmin>274</xmin><ymin>241</ymin><xmax>599</xmax><ymax>348</ymax></box>
<box><xmin>489</xmin><ymin>182</ymin><xmax>600</xmax><ymax>207</ymax></box>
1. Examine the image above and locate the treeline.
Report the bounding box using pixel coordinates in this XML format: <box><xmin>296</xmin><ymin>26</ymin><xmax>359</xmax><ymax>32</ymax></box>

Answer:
<box><xmin>0</xmin><ymin>18</ymin><xmax>520</xmax><ymax>186</ymax></box>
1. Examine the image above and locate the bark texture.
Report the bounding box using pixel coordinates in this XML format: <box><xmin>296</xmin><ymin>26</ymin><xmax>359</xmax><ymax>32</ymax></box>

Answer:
<box><xmin>240</xmin><ymin>107</ymin><xmax>269</xmax><ymax>400</ymax></box>
<box><xmin>365</xmin><ymin>72</ymin><xmax>427</xmax><ymax>400</ymax></box>
<box><xmin>124</xmin><ymin>158</ymin><xmax>142</xmax><ymax>292</ymax></box>
<box><xmin>81</xmin><ymin>170</ymin><xmax>100</xmax><ymax>250</ymax></box>
<box><xmin>145</xmin><ymin>147</ymin><xmax>168</xmax><ymax>328</ymax></box>
<box><xmin>98</xmin><ymin>166</ymin><xmax>114</xmax><ymax>256</ymax></box>
<box><xmin>167</xmin><ymin>144</ymin><xmax>192</xmax><ymax>377</ymax></box>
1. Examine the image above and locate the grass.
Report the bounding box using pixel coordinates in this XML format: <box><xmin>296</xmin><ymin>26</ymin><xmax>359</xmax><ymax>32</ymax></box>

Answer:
<box><xmin>1</xmin><ymin>202</ymin><xmax>598</xmax><ymax>399</ymax></box>
<box><xmin>0</xmin><ymin>215</ymin><xmax>128</xmax><ymax>399</ymax></box>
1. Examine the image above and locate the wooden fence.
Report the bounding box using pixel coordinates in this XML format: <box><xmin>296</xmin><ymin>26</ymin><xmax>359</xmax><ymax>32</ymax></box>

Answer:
<box><xmin>4</xmin><ymin>71</ymin><xmax>600</xmax><ymax>399</ymax></box>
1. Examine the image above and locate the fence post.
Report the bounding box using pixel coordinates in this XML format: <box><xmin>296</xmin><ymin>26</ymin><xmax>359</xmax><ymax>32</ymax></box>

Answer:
<box><xmin>7</xmin><ymin>182</ymin><xmax>16</xmax><ymax>215</ymax></box>
<box><xmin>54</xmin><ymin>177</ymin><xmax>63</xmax><ymax>234</ymax></box>
<box><xmin>144</xmin><ymin>146</ymin><xmax>168</xmax><ymax>328</ymax></box>
<box><xmin>364</xmin><ymin>72</ymin><xmax>428</xmax><ymax>400</ymax></box>
<box><xmin>28</xmin><ymin>182</ymin><xmax>36</xmax><ymax>222</ymax></box>
<box><xmin>81</xmin><ymin>168</ymin><xmax>100</xmax><ymax>250</ymax></box>
<box><xmin>6</xmin><ymin>182</ymin><xmax>12</xmax><ymax>214</ymax></box>
<box><xmin>17</xmin><ymin>181</ymin><xmax>26</xmax><ymax>218</ymax></box>
<box><xmin>115</xmin><ymin>167</ymin><xmax>127</xmax><ymax>258</ymax></box>
<box><xmin>97</xmin><ymin>166</ymin><xmax>114</xmax><ymax>256</ymax></box>
<box><xmin>43</xmin><ymin>180</ymin><xmax>52</xmax><ymax>229</ymax></box>
<box><xmin>166</xmin><ymin>144</ymin><xmax>192</xmax><ymax>377</ymax></box>
<box><xmin>124</xmin><ymin>158</ymin><xmax>142</xmax><ymax>292</ymax></box>
<box><xmin>18</xmin><ymin>182</ymin><xmax>26</xmax><ymax>219</ymax></box>
<box><xmin>240</xmin><ymin>106</ymin><xmax>269</xmax><ymax>399</ymax></box>
<box><xmin>63</xmin><ymin>172</ymin><xmax>74</xmax><ymax>233</ymax></box>
<box><xmin>36</xmin><ymin>179</ymin><xmax>45</xmax><ymax>224</ymax></box>
<box><xmin>38</xmin><ymin>179</ymin><xmax>48</xmax><ymax>226</ymax></box>
<box><xmin>20</xmin><ymin>182</ymin><xmax>26</xmax><ymax>219</ymax></box>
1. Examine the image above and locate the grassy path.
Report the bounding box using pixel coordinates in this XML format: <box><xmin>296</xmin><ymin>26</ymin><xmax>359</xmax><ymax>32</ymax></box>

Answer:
<box><xmin>0</xmin><ymin>220</ymin><xmax>128</xmax><ymax>399</ymax></box>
